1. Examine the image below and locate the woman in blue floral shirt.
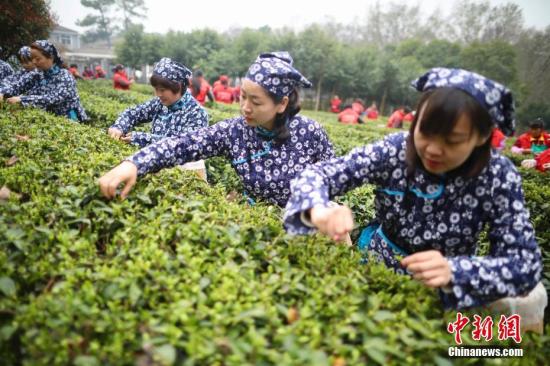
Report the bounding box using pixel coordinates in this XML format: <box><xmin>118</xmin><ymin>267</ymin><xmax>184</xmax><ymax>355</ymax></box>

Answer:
<box><xmin>107</xmin><ymin>57</ymin><xmax>208</xmax><ymax>148</ymax></box>
<box><xmin>0</xmin><ymin>47</ymin><xmax>38</xmax><ymax>91</ymax></box>
<box><xmin>284</xmin><ymin>68</ymin><xmax>544</xmax><ymax>312</ymax></box>
<box><xmin>98</xmin><ymin>52</ymin><xmax>335</xmax><ymax>207</ymax></box>
<box><xmin>0</xmin><ymin>41</ymin><xmax>87</xmax><ymax>122</ymax></box>
<box><xmin>0</xmin><ymin>46</ymin><xmax>14</xmax><ymax>81</ymax></box>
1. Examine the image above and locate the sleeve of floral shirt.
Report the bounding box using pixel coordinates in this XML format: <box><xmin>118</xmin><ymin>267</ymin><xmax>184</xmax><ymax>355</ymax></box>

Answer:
<box><xmin>178</xmin><ymin>104</ymin><xmax>209</xmax><ymax>133</ymax></box>
<box><xmin>442</xmin><ymin>161</ymin><xmax>543</xmax><ymax>309</ymax></box>
<box><xmin>19</xmin><ymin>71</ymin><xmax>76</xmax><ymax>109</ymax></box>
<box><xmin>111</xmin><ymin>98</ymin><xmax>158</xmax><ymax>134</ymax></box>
<box><xmin>127</xmin><ymin>119</ymin><xmax>233</xmax><ymax>176</ymax></box>
<box><xmin>0</xmin><ymin>69</ymin><xmax>37</xmax><ymax>96</ymax></box>
<box><xmin>284</xmin><ymin>133</ymin><xmax>404</xmax><ymax>234</ymax></box>
<box><xmin>313</xmin><ymin>121</ymin><xmax>336</xmax><ymax>161</ymax></box>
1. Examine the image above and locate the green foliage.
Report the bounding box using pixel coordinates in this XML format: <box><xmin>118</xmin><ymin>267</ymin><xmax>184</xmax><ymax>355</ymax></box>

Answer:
<box><xmin>459</xmin><ymin>41</ymin><xmax>518</xmax><ymax>86</ymax></box>
<box><xmin>0</xmin><ymin>0</ymin><xmax>55</xmax><ymax>59</ymax></box>
<box><xmin>77</xmin><ymin>0</ymin><xmax>118</xmax><ymax>45</ymax></box>
<box><xmin>0</xmin><ymin>86</ymin><xmax>549</xmax><ymax>365</ymax></box>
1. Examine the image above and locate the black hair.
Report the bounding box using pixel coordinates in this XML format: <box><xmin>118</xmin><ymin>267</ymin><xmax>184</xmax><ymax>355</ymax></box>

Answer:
<box><xmin>267</xmin><ymin>88</ymin><xmax>301</xmax><ymax>144</ymax></box>
<box><xmin>529</xmin><ymin>118</ymin><xmax>544</xmax><ymax>129</ymax></box>
<box><xmin>70</xmin><ymin>64</ymin><xmax>77</xmax><ymax>68</ymax></box>
<box><xmin>406</xmin><ymin>87</ymin><xmax>493</xmax><ymax>178</ymax></box>
<box><xmin>150</xmin><ymin>74</ymin><xmax>188</xmax><ymax>94</ymax></box>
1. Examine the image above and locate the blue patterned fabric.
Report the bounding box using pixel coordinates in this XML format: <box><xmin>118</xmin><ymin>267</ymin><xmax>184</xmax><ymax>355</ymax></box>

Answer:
<box><xmin>110</xmin><ymin>90</ymin><xmax>208</xmax><ymax>147</ymax></box>
<box><xmin>284</xmin><ymin>132</ymin><xmax>542</xmax><ymax>309</ymax></box>
<box><xmin>0</xmin><ymin>69</ymin><xmax>39</xmax><ymax>93</ymax></box>
<box><xmin>153</xmin><ymin>57</ymin><xmax>191</xmax><ymax>84</ymax></box>
<box><xmin>0</xmin><ymin>65</ymin><xmax>88</xmax><ymax>122</ymax></box>
<box><xmin>127</xmin><ymin>114</ymin><xmax>335</xmax><ymax>206</ymax></box>
<box><xmin>18</xmin><ymin>46</ymin><xmax>32</xmax><ymax>60</ymax></box>
<box><xmin>411</xmin><ymin>67</ymin><xmax>515</xmax><ymax>136</ymax></box>
<box><xmin>33</xmin><ymin>40</ymin><xmax>64</xmax><ymax>67</ymax></box>
<box><xmin>0</xmin><ymin>60</ymin><xmax>14</xmax><ymax>81</ymax></box>
<box><xmin>245</xmin><ymin>52</ymin><xmax>312</xmax><ymax>97</ymax></box>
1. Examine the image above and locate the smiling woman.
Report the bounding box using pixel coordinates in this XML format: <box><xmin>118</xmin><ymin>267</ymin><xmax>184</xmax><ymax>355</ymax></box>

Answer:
<box><xmin>98</xmin><ymin>51</ymin><xmax>335</xmax><ymax>207</ymax></box>
<box><xmin>284</xmin><ymin>67</ymin><xmax>545</xmax><ymax>324</ymax></box>
<box><xmin>0</xmin><ymin>40</ymin><xmax>88</xmax><ymax>122</ymax></box>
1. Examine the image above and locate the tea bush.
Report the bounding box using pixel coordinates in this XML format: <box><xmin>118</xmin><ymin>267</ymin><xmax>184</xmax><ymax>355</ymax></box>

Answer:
<box><xmin>0</xmin><ymin>89</ymin><xmax>548</xmax><ymax>365</ymax></box>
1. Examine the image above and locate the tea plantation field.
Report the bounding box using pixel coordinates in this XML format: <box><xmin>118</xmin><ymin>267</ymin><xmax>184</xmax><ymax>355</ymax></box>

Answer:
<box><xmin>1</xmin><ymin>80</ymin><xmax>549</xmax><ymax>365</ymax></box>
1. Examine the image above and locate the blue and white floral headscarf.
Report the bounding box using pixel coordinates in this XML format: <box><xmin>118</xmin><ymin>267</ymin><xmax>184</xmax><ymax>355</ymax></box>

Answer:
<box><xmin>246</xmin><ymin>52</ymin><xmax>312</xmax><ymax>98</ymax></box>
<box><xmin>18</xmin><ymin>46</ymin><xmax>32</xmax><ymax>61</ymax></box>
<box><xmin>153</xmin><ymin>57</ymin><xmax>192</xmax><ymax>84</ymax></box>
<box><xmin>411</xmin><ymin>67</ymin><xmax>515</xmax><ymax>136</ymax></box>
<box><xmin>33</xmin><ymin>40</ymin><xmax>63</xmax><ymax>67</ymax></box>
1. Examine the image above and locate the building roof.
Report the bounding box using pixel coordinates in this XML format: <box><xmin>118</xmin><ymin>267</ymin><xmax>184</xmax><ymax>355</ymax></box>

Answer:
<box><xmin>52</xmin><ymin>25</ymin><xmax>80</xmax><ymax>34</ymax></box>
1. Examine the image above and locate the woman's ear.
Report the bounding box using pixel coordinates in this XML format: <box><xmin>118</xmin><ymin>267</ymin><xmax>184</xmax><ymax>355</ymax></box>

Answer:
<box><xmin>276</xmin><ymin>96</ymin><xmax>289</xmax><ymax>114</ymax></box>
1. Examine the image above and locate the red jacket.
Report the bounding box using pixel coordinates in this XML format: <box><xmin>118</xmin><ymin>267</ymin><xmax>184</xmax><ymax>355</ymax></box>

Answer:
<box><xmin>338</xmin><ymin>108</ymin><xmax>360</xmax><ymax>124</ymax></box>
<box><xmin>403</xmin><ymin>112</ymin><xmax>415</xmax><ymax>122</ymax></box>
<box><xmin>387</xmin><ymin>110</ymin><xmax>405</xmax><ymax>128</ymax></box>
<box><xmin>191</xmin><ymin>78</ymin><xmax>212</xmax><ymax>105</ymax></box>
<box><xmin>513</xmin><ymin>132</ymin><xmax>550</xmax><ymax>150</ymax></box>
<box><xmin>330</xmin><ymin>98</ymin><xmax>341</xmax><ymax>113</ymax></box>
<box><xmin>82</xmin><ymin>69</ymin><xmax>95</xmax><ymax>79</ymax></box>
<box><xmin>113</xmin><ymin>70</ymin><xmax>131</xmax><ymax>90</ymax></box>
<box><xmin>351</xmin><ymin>101</ymin><xmax>365</xmax><ymax>114</ymax></box>
<box><xmin>365</xmin><ymin>107</ymin><xmax>378</xmax><ymax>120</ymax></box>
<box><xmin>535</xmin><ymin>149</ymin><xmax>550</xmax><ymax>172</ymax></box>
<box><xmin>213</xmin><ymin>84</ymin><xmax>234</xmax><ymax>104</ymax></box>
<box><xmin>491</xmin><ymin>128</ymin><xmax>506</xmax><ymax>150</ymax></box>
<box><xmin>232</xmin><ymin>85</ymin><xmax>241</xmax><ymax>102</ymax></box>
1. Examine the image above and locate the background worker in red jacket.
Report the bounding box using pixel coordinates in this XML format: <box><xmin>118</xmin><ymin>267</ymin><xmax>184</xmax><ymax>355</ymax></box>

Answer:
<box><xmin>338</xmin><ymin>105</ymin><xmax>364</xmax><ymax>124</ymax></box>
<box><xmin>212</xmin><ymin>75</ymin><xmax>234</xmax><ymax>104</ymax></box>
<box><xmin>69</xmin><ymin>64</ymin><xmax>83</xmax><ymax>80</ymax></box>
<box><xmin>112</xmin><ymin>64</ymin><xmax>133</xmax><ymax>90</ymax></box>
<box><xmin>330</xmin><ymin>95</ymin><xmax>342</xmax><ymax>113</ymax></box>
<box><xmin>364</xmin><ymin>102</ymin><xmax>379</xmax><ymax>120</ymax></box>
<box><xmin>82</xmin><ymin>66</ymin><xmax>94</xmax><ymax>79</ymax></box>
<box><xmin>403</xmin><ymin>107</ymin><xmax>414</xmax><ymax>123</ymax></box>
<box><xmin>189</xmin><ymin>69</ymin><xmax>214</xmax><ymax>105</ymax></box>
<box><xmin>351</xmin><ymin>98</ymin><xmax>365</xmax><ymax>114</ymax></box>
<box><xmin>512</xmin><ymin>118</ymin><xmax>550</xmax><ymax>154</ymax></box>
<box><xmin>94</xmin><ymin>65</ymin><xmax>106</xmax><ymax>78</ymax></box>
<box><xmin>521</xmin><ymin>149</ymin><xmax>550</xmax><ymax>172</ymax></box>
<box><xmin>387</xmin><ymin>106</ymin><xmax>406</xmax><ymax>128</ymax></box>
<box><xmin>491</xmin><ymin>127</ymin><xmax>506</xmax><ymax>151</ymax></box>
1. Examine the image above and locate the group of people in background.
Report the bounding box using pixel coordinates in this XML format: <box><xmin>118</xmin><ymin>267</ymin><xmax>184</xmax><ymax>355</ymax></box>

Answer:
<box><xmin>330</xmin><ymin>92</ymin><xmax>549</xmax><ymax>173</ymax></box>
<box><xmin>69</xmin><ymin>64</ymin><xmax>106</xmax><ymax>80</ymax></box>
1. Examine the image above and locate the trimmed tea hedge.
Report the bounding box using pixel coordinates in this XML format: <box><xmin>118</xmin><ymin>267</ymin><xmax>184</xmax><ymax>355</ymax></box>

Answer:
<box><xmin>0</xmin><ymin>87</ymin><xmax>549</xmax><ymax>365</ymax></box>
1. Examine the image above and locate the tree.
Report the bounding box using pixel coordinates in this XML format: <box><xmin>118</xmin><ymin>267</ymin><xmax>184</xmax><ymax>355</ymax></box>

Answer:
<box><xmin>115</xmin><ymin>24</ymin><xmax>145</xmax><ymax>68</ymax></box>
<box><xmin>77</xmin><ymin>0</ymin><xmax>118</xmax><ymax>46</ymax></box>
<box><xmin>116</xmin><ymin>0</ymin><xmax>147</xmax><ymax>31</ymax></box>
<box><xmin>448</xmin><ymin>0</ymin><xmax>524</xmax><ymax>44</ymax></box>
<box><xmin>459</xmin><ymin>41</ymin><xmax>518</xmax><ymax>87</ymax></box>
<box><xmin>515</xmin><ymin>27</ymin><xmax>550</xmax><ymax>127</ymax></box>
<box><xmin>293</xmin><ymin>25</ymin><xmax>338</xmax><ymax>110</ymax></box>
<box><xmin>363</xmin><ymin>2</ymin><xmax>427</xmax><ymax>47</ymax></box>
<box><xmin>415</xmin><ymin>40</ymin><xmax>462</xmax><ymax>69</ymax></box>
<box><xmin>0</xmin><ymin>0</ymin><xmax>55</xmax><ymax>59</ymax></box>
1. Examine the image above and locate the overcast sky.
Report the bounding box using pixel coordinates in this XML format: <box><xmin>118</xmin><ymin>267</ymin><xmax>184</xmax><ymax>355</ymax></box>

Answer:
<box><xmin>50</xmin><ymin>0</ymin><xmax>549</xmax><ymax>34</ymax></box>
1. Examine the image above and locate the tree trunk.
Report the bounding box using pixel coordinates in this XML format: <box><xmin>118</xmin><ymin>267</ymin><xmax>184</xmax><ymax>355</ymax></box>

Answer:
<box><xmin>380</xmin><ymin>87</ymin><xmax>388</xmax><ymax>116</ymax></box>
<box><xmin>315</xmin><ymin>77</ymin><xmax>323</xmax><ymax>111</ymax></box>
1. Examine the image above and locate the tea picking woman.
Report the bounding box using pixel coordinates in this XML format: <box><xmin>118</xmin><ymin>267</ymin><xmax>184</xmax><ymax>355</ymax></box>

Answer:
<box><xmin>98</xmin><ymin>52</ymin><xmax>335</xmax><ymax>207</ymax></box>
<box><xmin>283</xmin><ymin>68</ymin><xmax>544</xmax><ymax>313</ymax></box>
<box><xmin>0</xmin><ymin>40</ymin><xmax>88</xmax><ymax>122</ymax></box>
